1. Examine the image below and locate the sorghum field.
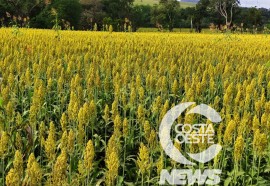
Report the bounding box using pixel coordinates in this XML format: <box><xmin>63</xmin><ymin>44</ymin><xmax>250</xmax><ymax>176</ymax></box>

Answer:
<box><xmin>0</xmin><ymin>28</ymin><xmax>270</xmax><ymax>185</ymax></box>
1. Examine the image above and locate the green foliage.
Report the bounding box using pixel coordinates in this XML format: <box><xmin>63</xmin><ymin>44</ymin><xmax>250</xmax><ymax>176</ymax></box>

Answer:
<box><xmin>30</xmin><ymin>8</ymin><xmax>53</xmax><ymax>28</ymax></box>
<box><xmin>1</xmin><ymin>0</ymin><xmax>270</xmax><ymax>31</ymax></box>
<box><xmin>52</xmin><ymin>9</ymin><xmax>62</xmax><ymax>39</ymax></box>
<box><xmin>102</xmin><ymin>0</ymin><xmax>134</xmax><ymax>31</ymax></box>
<box><xmin>52</xmin><ymin>0</ymin><xmax>82</xmax><ymax>29</ymax></box>
<box><xmin>151</xmin><ymin>0</ymin><xmax>180</xmax><ymax>31</ymax></box>
<box><xmin>93</xmin><ymin>23</ymin><xmax>98</xmax><ymax>31</ymax></box>
<box><xmin>11</xmin><ymin>24</ymin><xmax>21</xmax><ymax>36</ymax></box>
<box><xmin>102</xmin><ymin>0</ymin><xmax>134</xmax><ymax>19</ymax></box>
<box><xmin>209</xmin><ymin>0</ymin><xmax>240</xmax><ymax>24</ymax></box>
<box><xmin>30</xmin><ymin>0</ymin><xmax>81</xmax><ymax>29</ymax></box>
<box><xmin>248</xmin><ymin>7</ymin><xmax>262</xmax><ymax>26</ymax></box>
<box><xmin>0</xmin><ymin>0</ymin><xmax>45</xmax><ymax>16</ymax></box>
<box><xmin>132</xmin><ymin>5</ymin><xmax>152</xmax><ymax>30</ymax></box>
<box><xmin>134</xmin><ymin>0</ymin><xmax>159</xmax><ymax>6</ymax></box>
<box><xmin>134</xmin><ymin>0</ymin><xmax>195</xmax><ymax>8</ymax></box>
<box><xmin>109</xmin><ymin>24</ymin><xmax>113</xmax><ymax>33</ymax></box>
<box><xmin>101</xmin><ymin>0</ymin><xmax>133</xmax><ymax>21</ymax></box>
<box><xmin>79</xmin><ymin>0</ymin><xmax>105</xmax><ymax>30</ymax></box>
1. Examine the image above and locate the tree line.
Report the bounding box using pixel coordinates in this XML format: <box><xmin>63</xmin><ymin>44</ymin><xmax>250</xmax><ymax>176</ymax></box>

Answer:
<box><xmin>0</xmin><ymin>0</ymin><xmax>270</xmax><ymax>32</ymax></box>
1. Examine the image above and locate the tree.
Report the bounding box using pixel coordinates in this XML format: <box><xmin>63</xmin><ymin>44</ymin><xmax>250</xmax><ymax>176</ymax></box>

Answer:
<box><xmin>150</xmin><ymin>0</ymin><xmax>180</xmax><ymax>32</ymax></box>
<box><xmin>260</xmin><ymin>8</ymin><xmax>270</xmax><ymax>26</ymax></box>
<box><xmin>150</xmin><ymin>4</ymin><xmax>165</xmax><ymax>30</ymax></box>
<box><xmin>193</xmin><ymin>0</ymin><xmax>210</xmax><ymax>32</ymax></box>
<box><xmin>210</xmin><ymin>0</ymin><xmax>240</xmax><ymax>26</ymax></box>
<box><xmin>102</xmin><ymin>0</ymin><xmax>133</xmax><ymax>19</ymax></box>
<box><xmin>30</xmin><ymin>0</ymin><xmax>82</xmax><ymax>29</ymax></box>
<box><xmin>0</xmin><ymin>0</ymin><xmax>45</xmax><ymax>17</ymax></box>
<box><xmin>101</xmin><ymin>0</ymin><xmax>133</xmax><ymax>31</ymax></box>
<box><xmin>159</xmin><ymin>0</ymin><xmax>180</xmax><ymax>31</ymax></box>
<box><xmin>0</xmin><ymin>0</ymin><xmax>46</xmax><ymax>27</ymax></box>
<box><xmin>248</xmin><ymin>7</ymin><xmax>262</xmax><ymax>26</ymax></box>
<box><xmin>80</xmin><ymin>0</ymin><xmax>105</xmax><ymax>30</ymax></box>
<box><xmin>131</xmin><ymin>5</ymin><xmax>152</xmax><ymax>31</ymax></box>
<box><xmin>52</xmin><ymin>0</ymin><xmax>82</xmax><ymax>29</ymax></box>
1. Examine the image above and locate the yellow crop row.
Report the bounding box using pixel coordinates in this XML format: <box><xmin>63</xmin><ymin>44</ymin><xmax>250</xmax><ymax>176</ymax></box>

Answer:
<box><xmin>0</xmin><ymin>28</ymin><xmax>270</xmax><ymax>185</ymax></box>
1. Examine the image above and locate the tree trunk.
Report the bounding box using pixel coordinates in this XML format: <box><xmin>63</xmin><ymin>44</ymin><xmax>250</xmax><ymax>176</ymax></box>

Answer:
<box><xmin>169</xmin><ymin>22</ymin><xmax>173</xmax><ymax>32</ymax></box>
<box><xmin>190</xmin><ymin>17</ymin><xmax>193</xmax><ymax>32</ymax></box>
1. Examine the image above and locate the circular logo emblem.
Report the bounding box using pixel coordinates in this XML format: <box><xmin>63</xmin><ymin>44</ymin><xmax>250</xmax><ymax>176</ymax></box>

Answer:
<box><xmin>159</xmin><ymin>102</ymin><xmax>222</xmax><ymax>165</ymax></box>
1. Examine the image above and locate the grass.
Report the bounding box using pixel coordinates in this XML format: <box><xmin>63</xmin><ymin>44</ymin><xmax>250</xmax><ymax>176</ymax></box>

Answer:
<box><xmin>134</xmin><ymin>0</ymin><xmax>159</xmax><ymax>5</ymax></box>
<box><xmin>136</xmin><ymin>27</ymin><xmax>213</xmax><ymax>33</ymax></box>
<box><xmin>134</xmin><ymin>0</ymin><xmax>196</xmax><ymax>8</ymax></box>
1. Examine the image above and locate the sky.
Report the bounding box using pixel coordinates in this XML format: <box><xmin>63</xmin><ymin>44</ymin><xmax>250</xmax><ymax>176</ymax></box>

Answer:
<box><xmin>240</xmin><ymin>0</ymin><xmax>270</xmax><ymax>9</ymax></box>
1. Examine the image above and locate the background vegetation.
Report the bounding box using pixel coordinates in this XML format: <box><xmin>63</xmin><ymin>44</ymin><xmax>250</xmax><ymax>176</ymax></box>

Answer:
<box><xmin>0</xmin><ymin>0</ymin><xmax>270</xmax><ymax>31</ymax></box>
